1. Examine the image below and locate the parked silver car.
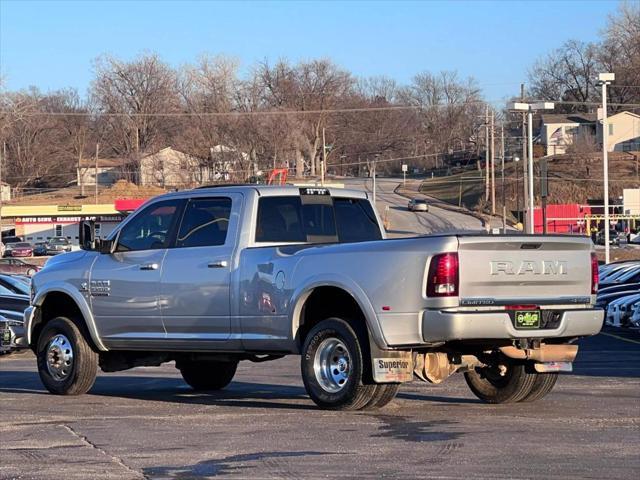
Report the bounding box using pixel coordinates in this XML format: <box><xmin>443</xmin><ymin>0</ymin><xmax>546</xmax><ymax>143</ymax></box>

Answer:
<box><xmin>46</xmin><ymin>237</ymin><xmax>72</xmax><ymax>255</ymax></box>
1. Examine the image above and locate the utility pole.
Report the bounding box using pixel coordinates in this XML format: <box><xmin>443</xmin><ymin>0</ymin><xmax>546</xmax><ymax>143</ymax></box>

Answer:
<box><xmin>490</xmin><ymin>110</ymin><xmax>495</xmax><ymax>215</ymax></box>
<box><xmin>501</xmin><ymin>124</ymin><xmax>506</xmax><ymax>232</ymax></box>
<box><xmin>0</xmin><ymin>142</ymin><xmax>4</xmax><ymax>237</ymax></box>
<box><xmin>95</xmin><ymin>143</ymin><xmax>100</xmax><ymax>205</ymax></box>
<box><xmin>485</xmin><ymin>105</ymin><xmax>489</xmax><ymax>202</ymax></box>
<box><xmin>321</xmin><ymin>127</ymin><xmax>326</xmax><ymax>186</ymax></box>
<box><xmin>599</xmin><ymin>73</ymin><xmax>615</xmax><ymax>264</ymax></box>
<box><xmin>372</xmin><ymin>153</ymin><xmax>380</xmax><ymax>206</ymax></box>
<box><xmin>515</xmin><ymin>157</ymin><xmax>520</xmax><ymax>226</ymax></box>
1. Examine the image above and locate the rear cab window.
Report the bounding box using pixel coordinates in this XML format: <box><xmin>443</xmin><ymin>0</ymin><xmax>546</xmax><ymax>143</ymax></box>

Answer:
<box><xmin>255</xmin><ymin>193</ymin><xmax>381</xmax><ymax>244</ymax></box>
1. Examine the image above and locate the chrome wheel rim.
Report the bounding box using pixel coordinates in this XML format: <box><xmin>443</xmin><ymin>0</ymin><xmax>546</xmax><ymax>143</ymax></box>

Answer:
<box><xmin>314</xmin><ymin>338</ymin><xmax>351</xmax><ymax>393</ymax></box>
<box><xmin>46</xmin><ymin>334</ymin><xmax>74</xmax><ymax>381</ymax></box>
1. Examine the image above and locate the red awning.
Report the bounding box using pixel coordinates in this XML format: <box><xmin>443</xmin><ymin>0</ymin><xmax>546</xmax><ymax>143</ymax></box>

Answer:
<box><xmin>114</xmin><ymin>198</ymin><xmax>147</xmax><ymax>213</ymax></box>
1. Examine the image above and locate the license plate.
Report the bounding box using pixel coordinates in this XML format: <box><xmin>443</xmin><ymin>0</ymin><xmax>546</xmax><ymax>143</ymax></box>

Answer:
<box><xmin>514</xmin><ymin>310</ymin><xmax>541</xmax><ymax>329</ymax></box>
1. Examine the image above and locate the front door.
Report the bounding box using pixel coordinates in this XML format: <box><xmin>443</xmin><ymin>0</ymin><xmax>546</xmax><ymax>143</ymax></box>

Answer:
<box><xmin>90</xmin><ymin>199</ymin><xmax>183</xmax><ymax>347</ymax></box>
<box><xmin>160</xmin><ymin>195</ymin><xmax>240</xmax><ymax>345</ymax></box>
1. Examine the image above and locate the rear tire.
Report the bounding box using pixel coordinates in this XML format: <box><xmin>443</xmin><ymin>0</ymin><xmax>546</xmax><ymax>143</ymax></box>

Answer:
<box><xmin>519</xmin><ymin>373</ymin><xmax>559</xmax><ymax>403</ymax></box>
<box><xmin>178</xmin><ymin>360</ymin><xmax>238</xmax><ymax>391</ymax></box>
<box><xmin>464</xmin><ymin>360</ymin><xmax>536</xmax><ymax>404</ymax></box>
<box><xmin>363</xmin><ymin>383</ymin><xmax>401</xmax><ymax>409</ymax></box>
<box><xmin>301</xmin><ymin>318</ymin><xmax>377</xmax><ymax>410</ymax></box>
<box><xmin>36</xmin><ymin>317</ymin><xmax>98</xmax><ymax>395</ymax></box>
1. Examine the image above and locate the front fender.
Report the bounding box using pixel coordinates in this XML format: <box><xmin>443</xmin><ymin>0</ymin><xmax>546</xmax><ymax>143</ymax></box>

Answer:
<box><xmin>289</xmin><ymin>272</ymin><xmax>388</xmax><ymax>350</ymax></box>
<box><xmin>30</xmin><ymin>281</ymin><xmax>107</xmax><ymax>351</ymax></box>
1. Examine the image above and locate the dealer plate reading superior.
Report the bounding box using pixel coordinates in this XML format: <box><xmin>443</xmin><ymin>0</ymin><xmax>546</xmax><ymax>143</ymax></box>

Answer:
<box><xmin>515</xmin><ymin>310</ymin><xmax>541</xmax><ymax>329</ymax></box>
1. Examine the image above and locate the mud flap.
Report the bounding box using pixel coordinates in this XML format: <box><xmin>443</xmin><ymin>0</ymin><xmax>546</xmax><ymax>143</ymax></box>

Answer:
<box><xmin>368</xmin><ymin>334</ymin><xmax>413</xmax><ymax>383</ymax></box>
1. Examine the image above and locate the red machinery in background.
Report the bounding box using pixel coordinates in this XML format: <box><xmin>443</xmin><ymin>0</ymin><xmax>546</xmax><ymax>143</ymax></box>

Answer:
<box><xmin>267</xmin><ymin>168</ymin><xmax>288</xmax><ymax>185</ymax></box>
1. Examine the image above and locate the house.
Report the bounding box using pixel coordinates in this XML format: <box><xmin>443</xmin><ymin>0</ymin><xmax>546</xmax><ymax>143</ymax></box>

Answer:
<box><xmin>209</xmin><ymin>145</ymin><xmax>251</xmax><ymax>181</ymax></box>
<box><xmin>77</xmin><ymin>158</ymin><xmax>123</xmax><ymax>187</ymax></box>
<box><xmin>139</xmin><ymin>147</ymin><xmax>206</xmax><ymax>187</ymax></box>
<box><xmin>597</xmin><ymin>111</ymin><xmax>640</xmax><ymax>152</ymax></box>
<box><xmin>0</xmin><ymin>182</ymin><xmax>11</xmax><ymax>202</ymax></box>
<box><xmin>540</xmin><ymin>113</ymin><xmax>597</xmax><ymax>155</ymax></box>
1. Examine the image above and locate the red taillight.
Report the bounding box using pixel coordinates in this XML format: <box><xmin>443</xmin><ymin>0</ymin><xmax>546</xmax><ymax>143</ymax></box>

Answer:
<box><xmin>426</xmin><ymin>252</ymin><xmax>459</xmax><ymax>297</ymax></box>
<box><xmin>591</xmin><ymin>252</ymin><xmax>599</xmax><ymax>294</ymax></box>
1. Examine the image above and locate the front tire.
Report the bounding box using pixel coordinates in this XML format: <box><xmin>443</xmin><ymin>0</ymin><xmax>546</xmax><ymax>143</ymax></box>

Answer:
<box><xmin>301</xmin><ymin>318</ymin><xmax>377</xmax><ymax>410</ymax></box>
<box><xmin>178</xmin><ymin>360</ymin><xmax>238</xmax><ymax>391</ymax></box>
<box><xmin>36</xmin><ymin>317</ymin><xmax>98</xmax><ymax>395</ymax></box>
<box><xmin>464</xmin><ymin>360</ymin><xmax>536</xmax><ymax>404</ymax></box>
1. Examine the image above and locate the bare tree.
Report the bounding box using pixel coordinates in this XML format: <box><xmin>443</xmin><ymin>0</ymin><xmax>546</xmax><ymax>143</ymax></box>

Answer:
<box><xmin>528</xmin><ymin>40</ymin><xmax>601</xmax><ymax>113</ymax></box>
<box><xmin>91</xmin><ymin>53</ymin><xmax>180</xmax><ymax>169</ymax></box>
<box><xmin>599</xmin><ymin>2</ymin><xmax>640</xmax><ymax>109</ymax></box>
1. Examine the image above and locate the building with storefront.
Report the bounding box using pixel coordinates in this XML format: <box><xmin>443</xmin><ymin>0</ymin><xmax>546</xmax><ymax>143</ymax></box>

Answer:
<box><xmin>1</xmin><ymin>204</ymin><xmax>126</xmax><ymax>245</ymax></box>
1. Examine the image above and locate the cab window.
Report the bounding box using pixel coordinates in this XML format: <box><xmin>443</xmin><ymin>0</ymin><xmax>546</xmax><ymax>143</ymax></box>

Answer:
<box><xmin>255</xmin><ymin>196</ymin><xmax>380</xmax><ymax>244</ymax></box>
<box><xmin>116</xmin><ymin>200</ymin><xmax>181</xmax><ymax>252</ymax></box>
<box><xmin>175</xmin><ymin>198</ymin><xmax>232</xmax><ymax>248</ymax></box>
<box><xmin>333</xmin><ymin>198</ymin><xmax>382</xmax><ymax>243</ymax></box>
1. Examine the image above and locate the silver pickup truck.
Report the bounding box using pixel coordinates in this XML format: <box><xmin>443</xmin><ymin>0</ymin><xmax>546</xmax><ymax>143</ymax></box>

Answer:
<box><xmin>20</xmin><ymin>185</ymin><xmax>604</xmax><ymax>410</ymax></box>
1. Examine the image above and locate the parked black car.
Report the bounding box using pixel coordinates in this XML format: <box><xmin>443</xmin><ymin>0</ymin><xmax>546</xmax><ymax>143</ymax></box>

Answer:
<box><xmin>595</xmin><ymin>229</ymin><xmax>621</xmax><ymax>246</ymax></box>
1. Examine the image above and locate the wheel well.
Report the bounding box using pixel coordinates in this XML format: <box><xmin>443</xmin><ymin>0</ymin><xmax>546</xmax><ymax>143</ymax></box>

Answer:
<box><xmin>297</xmin><ymin>286</ymin><xmax>368</xmax><ymax>348</ymax></box>
<box><xmin>33</xmin><ymin>292</ymin><xmax>96</xmax><ymax>351</ymax></box>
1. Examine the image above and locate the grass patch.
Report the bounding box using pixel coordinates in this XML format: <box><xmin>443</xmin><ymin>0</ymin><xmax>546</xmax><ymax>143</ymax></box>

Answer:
<box><xmin>419</xmin><ymin>171</ymin><xmax>484</xmax><ymax>209</ymax></box>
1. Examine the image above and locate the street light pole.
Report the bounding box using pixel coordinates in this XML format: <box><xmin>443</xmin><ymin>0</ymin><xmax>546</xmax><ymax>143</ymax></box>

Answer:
<box><xmin>527</xmin><ymin>109</ymin><xmax>534</xmax><ymax>234</ymax></box>
<box><xmin>599</xmin><ymin>72</ymin><xmax>615</xmax><ymax>264</ymax></box>
<box><xmin>507</xmin><ymin>101</ymin><xmax>554</xmax><ymax>234</ymax></box>
<box><xmin>491</xmin><ymin>110</ymin><xmax>496</xmax><ymax>215</ymax></box>
<box><xmin>501</xmin><ymin>124</ymin><xmax>505</xmax><ymax>232</ymax></box>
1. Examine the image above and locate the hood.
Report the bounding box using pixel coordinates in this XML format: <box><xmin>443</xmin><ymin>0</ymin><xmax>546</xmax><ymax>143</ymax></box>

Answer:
<box><xmin>41</xmin><ymin>249</ymin><xmax>88</xmax><ymax>269</ymax></box>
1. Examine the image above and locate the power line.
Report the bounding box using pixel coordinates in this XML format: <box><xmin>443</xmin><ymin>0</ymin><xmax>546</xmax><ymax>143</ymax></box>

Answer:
<box><xmin>2</xmin><ymin>99</ymin><xmax>640</xmax><ymax>118</ymax></box>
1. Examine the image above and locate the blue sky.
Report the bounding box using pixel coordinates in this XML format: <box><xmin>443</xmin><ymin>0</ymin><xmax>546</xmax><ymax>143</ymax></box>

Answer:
<box><xmin>0</xmin><ymin>0</ymin><xmax>619</xmax><ymax>103</ymax></box>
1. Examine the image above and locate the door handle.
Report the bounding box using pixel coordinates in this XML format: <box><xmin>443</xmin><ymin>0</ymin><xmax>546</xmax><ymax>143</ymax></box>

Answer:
<box><xmin>139</xmin><ymin>263</ymin><xmax>159</xmax><ymax>271</ymax></box>
<box><xmin>208</xmin><ymin>260</ymin><xmax>228</xmax><ymax>268</ymax></box>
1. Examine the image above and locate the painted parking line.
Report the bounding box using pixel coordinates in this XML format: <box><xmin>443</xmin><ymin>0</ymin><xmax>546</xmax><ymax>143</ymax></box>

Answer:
<box><xmin>600</xmin><ymin>331</ymin><xmax>640</xmax><ymax>345</ymax></box>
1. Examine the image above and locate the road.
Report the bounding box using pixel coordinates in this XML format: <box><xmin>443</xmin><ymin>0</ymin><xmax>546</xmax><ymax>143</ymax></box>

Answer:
<box><xmin>342</xmin><ymin>178</ymin><xmax>499</xmax><ymax>237</ymax></box>
<box><xmin>1</xmin><ymin>329</ymin><xmax>638</xmax><ymax>480</ymax></box>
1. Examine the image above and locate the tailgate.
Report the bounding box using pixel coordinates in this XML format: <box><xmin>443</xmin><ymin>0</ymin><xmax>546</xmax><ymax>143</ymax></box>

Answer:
<box><xmin>457</xmin><ymin>236</ymin><xmax>593</xmax><ymax>306</ymax></box>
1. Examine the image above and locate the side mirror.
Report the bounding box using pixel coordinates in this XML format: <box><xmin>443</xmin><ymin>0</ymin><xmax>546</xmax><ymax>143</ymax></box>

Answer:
<box><xmin>79</xmin><ymin>220</ymin><xmax>96</xmax><ymax>251</ymax></box>
<box><xmin>98</xmin><ymin>238</ymin><xmax>114</xmax><ymax>254</ymax></box>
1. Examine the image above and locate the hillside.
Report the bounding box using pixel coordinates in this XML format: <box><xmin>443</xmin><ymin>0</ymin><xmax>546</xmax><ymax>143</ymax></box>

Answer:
<box><xmin>420</xmin><ymin>151</ymin><xmax>640</xmax><ymax>215</ymax></box>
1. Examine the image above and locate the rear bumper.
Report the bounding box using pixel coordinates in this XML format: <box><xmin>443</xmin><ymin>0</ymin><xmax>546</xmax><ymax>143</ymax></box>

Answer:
<box><xmin>422</xmin><ymin>308</ymin><xmax>604</xmax><ymax>342</ymax></box>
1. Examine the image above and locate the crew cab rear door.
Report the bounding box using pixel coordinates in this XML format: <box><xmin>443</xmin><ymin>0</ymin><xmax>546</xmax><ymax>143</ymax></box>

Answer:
<box><xmin>456</xmin><ymin>236</ymin><xmax>593</xmax><ymax>306</ymax></box>
<box><xmin>159</xmin><ymin>194</ymin><xmax>241</xmax><ymax>345</ymax></box>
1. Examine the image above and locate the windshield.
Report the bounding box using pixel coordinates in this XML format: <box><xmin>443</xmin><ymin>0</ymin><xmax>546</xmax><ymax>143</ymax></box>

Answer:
<box><xmin>51</xmin><ymin>238</ymin><xmax>69</xmax><ymax>245</ymax></box>
<box><xmin>14</xmin><ymin>243</ymin><xmax>31</xmax><ymax>248</ymax></box>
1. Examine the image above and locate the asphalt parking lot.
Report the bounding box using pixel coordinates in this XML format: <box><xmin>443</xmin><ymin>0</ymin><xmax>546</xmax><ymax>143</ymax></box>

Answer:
<box><xmin>1</xmin><ymin>328</ymin><xmax>638</xmax><ymax>480</ymax></box>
